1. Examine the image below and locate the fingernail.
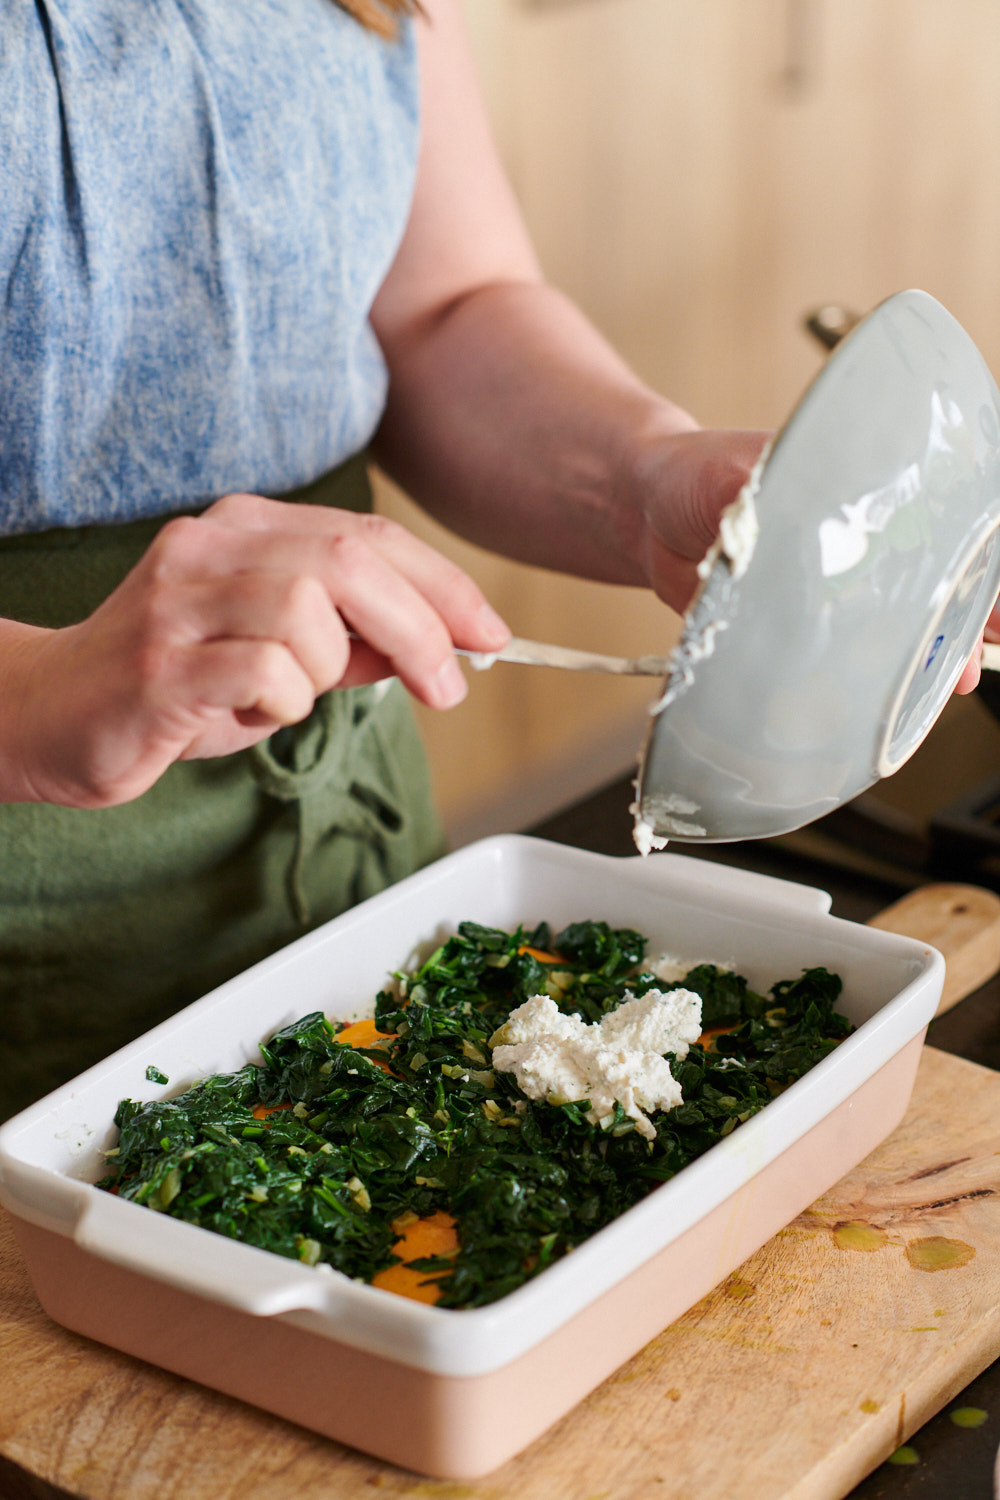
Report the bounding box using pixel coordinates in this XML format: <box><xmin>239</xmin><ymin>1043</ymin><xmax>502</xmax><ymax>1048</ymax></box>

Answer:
<box><xmin>478</xmin><ymin>602</ymin><xmax>511</xmax><ymax>645</ymax></box>
<box><xmin>433</xmin><ymin>656</ymin><xmax>468</xmax><ymax>708</ymax></box>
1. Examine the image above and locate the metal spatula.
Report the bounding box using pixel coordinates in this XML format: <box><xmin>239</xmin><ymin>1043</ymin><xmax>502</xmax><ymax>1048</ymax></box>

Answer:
<box><xmin>458</xmin><ymin>636</ymin><xmax>672</xmax><ymax>677</ymax></box>
<box><xmin>349</xmin><ymin>632</ymin><xmax>672</xmax><ymax>677</ymax></box>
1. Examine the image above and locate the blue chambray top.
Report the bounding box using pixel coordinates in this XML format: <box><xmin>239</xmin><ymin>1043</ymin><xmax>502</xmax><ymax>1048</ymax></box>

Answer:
<box><xmin>0</xmin><ymin>0</ymin><xmax>420</xmax><ymax>535</ymax></box>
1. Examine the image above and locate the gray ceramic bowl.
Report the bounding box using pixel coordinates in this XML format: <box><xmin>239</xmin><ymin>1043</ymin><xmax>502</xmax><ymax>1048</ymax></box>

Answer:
<box><xmin>635</xmin><ymin>289</ymin><xmax>1000</xmax><ymax>846</ymax></box>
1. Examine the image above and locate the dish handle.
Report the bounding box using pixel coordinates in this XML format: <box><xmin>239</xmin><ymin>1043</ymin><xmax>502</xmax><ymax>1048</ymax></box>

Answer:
<box><xmin>73</xmin><ymin>1187</ymin><xmax>335</xmax><ymax>1317</ymax></box>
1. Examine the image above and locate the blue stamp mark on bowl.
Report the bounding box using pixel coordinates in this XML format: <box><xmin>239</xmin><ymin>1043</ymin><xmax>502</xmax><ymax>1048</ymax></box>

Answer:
<box><xmin>924</xmin><ymin>633</ymin><xmax>945</xmax><ymax>671</ymax></box>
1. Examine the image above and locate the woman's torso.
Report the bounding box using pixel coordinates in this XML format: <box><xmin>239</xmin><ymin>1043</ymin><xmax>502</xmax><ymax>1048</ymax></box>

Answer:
<box><xmin>0</xmin><ymin>0</ymin><xmax>419</xmax><ymax>536</ymax></box>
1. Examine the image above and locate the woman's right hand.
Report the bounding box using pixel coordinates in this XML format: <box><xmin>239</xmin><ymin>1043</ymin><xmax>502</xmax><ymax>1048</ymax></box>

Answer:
<box><xmin>1</xmin><ymin>494</ymin><xmax>510</xmax><ymax>809</ymax></box>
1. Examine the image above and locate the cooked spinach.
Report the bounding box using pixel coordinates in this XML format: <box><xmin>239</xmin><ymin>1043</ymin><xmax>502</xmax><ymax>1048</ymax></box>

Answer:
<box><xmin>100</xmin><ymin>921</ymin><xmax>852</xmax><ymax>1308</ymax></box>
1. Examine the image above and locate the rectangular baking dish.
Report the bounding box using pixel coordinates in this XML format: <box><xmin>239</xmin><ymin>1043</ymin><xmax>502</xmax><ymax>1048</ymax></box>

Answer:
<box><xmin>0</xmin><ymin>835</ymin><xmax>943</xmax><ymax>1478</ymax></box>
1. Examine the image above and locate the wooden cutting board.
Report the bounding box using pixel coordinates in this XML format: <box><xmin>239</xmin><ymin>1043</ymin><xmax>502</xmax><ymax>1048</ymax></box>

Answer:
<box><xmin>4</xmin><ymin>884</ymin><xmax>1000</xmax><ymax>1500</ymax></box>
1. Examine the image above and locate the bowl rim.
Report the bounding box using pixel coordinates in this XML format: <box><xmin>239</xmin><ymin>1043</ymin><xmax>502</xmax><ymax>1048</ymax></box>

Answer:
<box><xmin>637</xmin><ymin>287</ymin><xmax>1000</xmax><ymax>843</ymax></box>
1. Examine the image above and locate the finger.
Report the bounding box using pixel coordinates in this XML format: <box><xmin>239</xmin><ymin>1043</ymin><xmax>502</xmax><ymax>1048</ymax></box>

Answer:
<box><xmin>176</xmin><ymin>637</ymin><xmax>320</xmax><ymax>728</ymax></box>
<box><xmin>954</xmin><ymin>643</ymin><xmax>983</xmax><ymax>696</ymax></box>
<box><xmin>333</xmin><ymin>636</ymin><xmax>402</xmax><ymax>691</ymax></box>
<box><xmin>666</xmin><ymin>429</ymin><xmax>772</xmax><ymax>560</ymax></box>
<box><xmin>640</xmin><ymin>429</ymin><xmax>772</xmax><ymax>614</ymax></box>
<box><xmin>308</xmin><ymin>532</ymin><xmax>469</xmax><ymax>707</ymax></box>
<box><xmin>195</xmin><ymin>501</ymin><xmax>510</xmax><ymax>651</ymax></box>
<box><xmin>154</xmin><ymin>520</ymin><xmax>473</xmax><ymax>707</ymax></box>
<box><xmin>154</xmin><ymin>573</ymin><xmax>354</xmax><ymax>696</ymax></box>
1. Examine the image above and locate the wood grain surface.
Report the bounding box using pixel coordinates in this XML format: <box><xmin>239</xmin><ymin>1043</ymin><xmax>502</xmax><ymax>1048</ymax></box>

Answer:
<box><xmin>867</xmin><ymin>884</ymin><xmax>1000</xmax><ymax>1015</ymax></box>
<box><xmin>3</xmin><ymin>888</ymin><xmax>1000</xmax><ymax>1500</ymax></box>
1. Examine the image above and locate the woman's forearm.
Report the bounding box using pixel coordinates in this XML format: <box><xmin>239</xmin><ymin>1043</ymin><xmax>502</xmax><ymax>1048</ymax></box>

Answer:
<box><xmin>0</xmin><ymin>619</ymin><xmax>55</xmax><ymax>802</ymax></box>
<box><xmin>371</xmin><ymin>1</ymin><xmax>764</xmax><ymax>616</ymax></box>
<box><xmin>373</xmin><ymin>278</ymin><xmax>699</xmax><ymax>591</ymax></box>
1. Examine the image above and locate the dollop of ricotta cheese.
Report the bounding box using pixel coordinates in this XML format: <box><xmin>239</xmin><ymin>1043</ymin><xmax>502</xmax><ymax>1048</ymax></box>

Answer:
<box><xmin>490</xmin><ymin>987</ymin><xmax>703</xmax><ymax>1140</ymax></box>
<box><xmin>646</xmin><ymin>952</ymin><xmax>696</xmax><ymax>985</ymax></box>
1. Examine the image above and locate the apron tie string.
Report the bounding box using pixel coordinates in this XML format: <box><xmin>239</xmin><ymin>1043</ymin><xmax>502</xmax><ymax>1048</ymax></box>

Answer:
<box><xmin>247</xmin><ymin>683</ymin><xmax>411</xmax><ymax>925</ymax></box>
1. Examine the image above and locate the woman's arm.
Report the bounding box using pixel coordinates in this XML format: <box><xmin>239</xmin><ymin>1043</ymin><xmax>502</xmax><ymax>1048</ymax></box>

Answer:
<box><xmin>0</xmin><ymin>499</ymin><xmax>509</xmax><ymax>807</ymax></box>
<box><xmin>372</xmin><ymin>0</ymin><xmax>993</xmax><ymax>690</ymax></box>
<box><xmin>371</xmin><ymin>0</ymin><xmax>767</xmax><ymax>617</ymax></box>
<box><xmin>0</xmin><ymin>0</ymin><xmax>752</xmax><ymax>813</ymax></box>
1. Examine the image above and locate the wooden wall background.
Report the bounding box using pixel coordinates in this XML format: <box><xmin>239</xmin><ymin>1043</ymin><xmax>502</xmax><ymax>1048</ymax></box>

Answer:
<box><xmin>376</xmin><ymin>0</ymin><xmax>1000</xmax><ymax>845</ymax></box>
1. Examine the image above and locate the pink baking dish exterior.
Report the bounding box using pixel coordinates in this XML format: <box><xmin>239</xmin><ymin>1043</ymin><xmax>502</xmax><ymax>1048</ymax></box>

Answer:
<box><xmin>0</xmin><ymin>836</ymin><xmax>943</xmax><ymax>1479</ymax></box>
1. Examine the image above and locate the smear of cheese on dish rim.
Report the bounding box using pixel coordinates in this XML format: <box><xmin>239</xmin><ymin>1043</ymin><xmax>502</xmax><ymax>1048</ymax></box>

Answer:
<box><xmin>630</xmin><ymin>448</ymin><xmax>768</xmax><ymax>856</ymax></box>
<box><xmin>697</xmin><ymin>481</ymin><xmax>762</xmax><ymax>584</ymax></box>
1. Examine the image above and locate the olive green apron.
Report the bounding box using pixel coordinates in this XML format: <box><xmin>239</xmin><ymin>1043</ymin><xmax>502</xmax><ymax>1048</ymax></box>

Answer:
<box><xmin>0</xmin><ymin>456</ymin><xmax>444</xmax><ymax>1120</ymax></box>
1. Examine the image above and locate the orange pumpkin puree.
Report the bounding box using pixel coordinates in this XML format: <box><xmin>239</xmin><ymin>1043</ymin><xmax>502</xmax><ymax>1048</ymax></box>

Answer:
<box><xmin>334</xmin><ymin>1016</ymin><xmax>397</xmax><ymax>1074</ymax></box>
<box><xmin>371</xmin><ymin>1210</ymin><xmax>460</xmax><ymax>1305</ymax></box>
<box><xmin>696</xmin><ymin>1023</ymin><xmax>739</xmax><ymax>1052</ymax></box>
<box><xmin>335</xmin><ymin>1017</ymin><xmax>396</xmax><ymax>1048</ymax></box>
<box><xmin>251</xmin><ymin>1101</ymin><xmax>294</xmax><ymax>1120</ymax></box>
